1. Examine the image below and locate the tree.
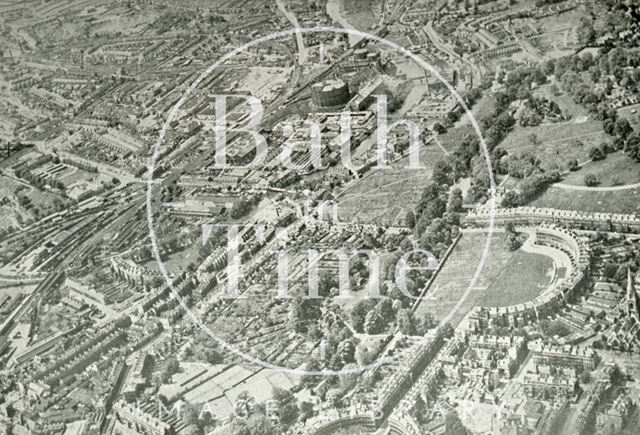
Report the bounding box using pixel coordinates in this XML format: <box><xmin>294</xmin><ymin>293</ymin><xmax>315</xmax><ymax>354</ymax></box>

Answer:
<box><xmin>405</xmin><ymin>210</ymin><xmax>416</xmax><ymax>229</ymax></box>
<box><xmin>355</xmin><ymin>344</ymin><xmax>374</xmax><ymax>366</ymax></box>
<box><xmin>567</xmin><ymin>159</ymin><xmax>579</xmax><ymax>171</ymax></box>
<box><xmin>615</xmin><ymin>118</ymin><xmax>632</xmax><ymax>139</ymax></box>
<box><xmin>229</xmin><ymin>414</ymin><xmax>277</xmax><ymax>435</ymax></box>
<box><xmin>397</xmin><ymin>308</ymin><xmax>417</xmax><ymax>335</ymax></box>
<box><xmin>584</xmin><ymin>174</ymin><xmax>599</xmax><ymax>187</ymax></box>
<box><xmin>234</xmin><ymin>391</ymin><xmax>255</xmax><ymax>421</ymax></box>
<box><xmin>364</xmin><ymin>309</ymin><xmax>385</xmax><ymax>334</ymax></box>
<box><xmin>433</xmin><ymin>159</ymin><xmax>453</xmax><ymax>185</ymax></box>
<box><xmin>540</xmin><ymin>319</ymin><xmax>571</xmax><ymax>337</ymax></box>
<box><xmin>501</xmin><ymin>190</ymin><xmax>521</xmax><ymax>208</ymax></box>
<box><xmin>505</xmin><ymin>221</ymin><xmax>516</xmax><ymax>234</ymax></box>
<box><xmin>447</xmin><ymin>188</ymin><xmax>464</xmax><ymax>212</ymax></box>
<box><xmin>580</xmin><ymin>369</ymin><xmax>592</xmax><ymax>384</ymax></box>
<box><xmin>603</xmin><ymin>118</ymin><xmax>615</xmax><ymax>135</ymax></box>
<box><xmin>445</xmin><ymin>411</ymin><xmax>469</xmax><ymax>435</ymax></box>
<box><xmin>272</xmin><ymin>387</ymin><xmax>299</xmax><ymax>427</ymax></box>
<box><xmin>505</xmin><ymin>232</ymin><xmax>521</xmax><ymax>251</ymax></box>
<box><xmin>625</xmin><ymin>132</ymin><xmax>640</xmax><ymax>161</ymax></box>
<box><xmin>161</xmin><ymin>357</ymin><xmax>179</xmax><ymax>383</ymax></box>
<box><xmin>433</xmin><ymin>121</ymin><xmax>447</xmax><ymax>134</ymax></box>
<box><xmin>376</xmin><ymin>297</ymin><xmax>395</xmax><ymax>323</ymax></box>
<box><xmin>350</xmin><ymin>300</ymin><xmax>376</xmax><ymax>332</ymax></box>
<box><xmin>230</xmin><ymin>198</ymin><xmax>253</xmax><ymax>219</ymax></box>
<box><xmin>299</xmin><ymin>402</ymin><xmax>315</xmax><ymax>424</ymax></box>
<box><xmin>337</xmin><ymin>339</ymin><xmax>356</xmax><ymax>364</ymax></box>
<box><xmin>588</xmin><ymin>146</ymin><xmax>605</xmax><ymax>161</ymax></box>
<box><xmin>603</xmin><ymin>262</ymin><xmax>618</xmax><ymax>279</ymax></box>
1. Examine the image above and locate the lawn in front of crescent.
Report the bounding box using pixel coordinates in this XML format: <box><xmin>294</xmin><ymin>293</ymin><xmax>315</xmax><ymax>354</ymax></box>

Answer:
<box><xmin>414</xmin><ymin>231</ymin><xmax>555</xmax><ymax>327</ymax></box>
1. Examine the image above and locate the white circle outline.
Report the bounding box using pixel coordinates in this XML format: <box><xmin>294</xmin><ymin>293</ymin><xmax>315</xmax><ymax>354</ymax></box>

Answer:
<box><xmin>146</xmin><ymin>26</ymin><xmax>497</xmax><ymax>376</ymax></box>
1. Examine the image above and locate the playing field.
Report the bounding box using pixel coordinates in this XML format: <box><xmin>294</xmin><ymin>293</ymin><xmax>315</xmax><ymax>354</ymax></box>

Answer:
<box><xmin>414</xmin><ymin>231</ymin><xmax>554</xmax><ymax>327</ymax></box>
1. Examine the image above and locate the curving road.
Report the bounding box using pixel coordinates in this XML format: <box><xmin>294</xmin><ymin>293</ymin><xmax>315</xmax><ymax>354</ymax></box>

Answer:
<box><xmin>275</xmin><ymin>0</ymin><xmax>308</xmax><ymax>65</ymax></box>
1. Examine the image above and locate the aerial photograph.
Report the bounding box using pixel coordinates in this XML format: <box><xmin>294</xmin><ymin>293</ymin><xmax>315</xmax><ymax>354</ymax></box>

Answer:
<box><xmin>0</xmin><ymin>0</ymin><xmax>640</xmax><ymax>434</ymax></box>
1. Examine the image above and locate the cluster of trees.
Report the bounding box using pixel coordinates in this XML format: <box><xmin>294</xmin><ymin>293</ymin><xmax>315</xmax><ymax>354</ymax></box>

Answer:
<box><xmin>396</xmin><ymin>308</ymin><xmax>436</xmax><ymax>335</ymax></box>
<box><xmin>504</xmin><ymin>222</ymin><xmax>522</xmax><ymax>251</ymax></box>
<box><xmin>519</xmin><ymin>96</ymin><xmax>563</xmax><ymax>127</ymax></box>
<box><xmin>441</xmin><ymin>87</ymin><xmax>484</xmax><ymax>128</ymax></box>
<box><xmin>625</xmin><ymin>132</ymin><xmax>640</xmax><ymax>161</ymax></box>
<box><xmin>550</xmin><ymin>50</ymin><xmax>639</xmax><ymax>150</ymax></box>
<box><xmin>445</xmin><ymin>411</ymin><xmax>471</xmax><ymax>435</ymax></box>
<box><xmin>230</xmin><ymin>196</ymin><xmax>257</xmax><ymax>219</ymax></box>
<box><xmin>288</xmin><ymin>297</ymin><xmax>358</xmax><ymax>373</ymax></box>
<box><xmin>223</xmin><ymin>389</ymin><xmax>301</xmax><ymax>435</ymax></box>
<box><xmin>501</xmin><ymin>170</ymin><xmax>561</xmax><ymax>208</ymax></box>
<box><xmin>289</xmin><ymin>298</ymin><xmax>322</xmax><ymax>335</ymax></box>
<box><xmin>352</xmin><ymin>298</ymin><xmax>394</xmax><ymax>334</ymax></box>
<box><xmin>460</xmin><ymin>69</ymin><xmax>552</xmax><ymax>204</ymax></box>
<box><xmin>159</xmin><ymin>357</ymin><xmax>179</xmax><ymax>383</ymax></box>
<box><xmin>270</xmin><ymin>388</ymin><xmax>300</xmax><ymax>428</ymax></box>
<box><xmin>470</xmin><ymin>48</ymin><xmax>640</xmax><ymax>209</ymax></box>
<box><xmin>539</xmin><ymin>319</ymin><xmax>571</xmax><ymax>337</ymax></box>
<box><xmin>500</xmin><ymin>151</ymin><xmax>541</xmax><ymax>179</ymax></box>
<box><xmin>349</xmin><ymin>296</ymin><xmax>435</xmax><ymax>337</ymax></box>
<box><xmin>412</xmin><ymin>177</ymin><xmax>460</xmax><ymax>258</ymax></box>
<box><xmin>185</xmin><ymin>345</ymin><xmax>224</xmax><ymax>365</ymax></box>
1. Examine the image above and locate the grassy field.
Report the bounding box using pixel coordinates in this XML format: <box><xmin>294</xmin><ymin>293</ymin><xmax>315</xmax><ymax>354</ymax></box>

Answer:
<box><xmin>414</xmin><ymin>232</ymin><xmax>554</xmax><ymax>327</ymax></box>
<box><xmin>561</xmin><ymin>151</ymin><xmax>640</xmax><ymax>187</ymax></box>
<box><xmin>534</xmin><ymin>81</ymin><xmax>589</xmax><ymax>119</ymax></box>
<box><xmin>531</xmin><ymin>186</ymin><xmax>640</xmax><ymax>214</ymax></box>
<box><xmin>499</xmin><ymin>118</ymin><xmax>607</xmax><ymax>172</ymax></box>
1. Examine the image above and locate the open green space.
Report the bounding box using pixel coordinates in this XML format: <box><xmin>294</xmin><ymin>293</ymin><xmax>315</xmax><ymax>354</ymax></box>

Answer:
<box><xmin>414</xmin><ymin>232</ymin><xmax>554</xmax><ymax>327</ymax></box>
<box><xmin>531</xmin><ymin>186</ymin><xmax>640</xmax><ymax>214</ymax></box>
<box><xmin>534</xmin><ymin>81</ymin><xmax>589</xmax><ymax>119</ymax></box>
<box><xmin>561</xmin><ymin>151</ymin><xmax>640</xmax><ymax>187</ymax></box>
<box><xmin>499</xmin><ymin>118</ymin><xmax>607</xmax><ymax>172</ymax></box>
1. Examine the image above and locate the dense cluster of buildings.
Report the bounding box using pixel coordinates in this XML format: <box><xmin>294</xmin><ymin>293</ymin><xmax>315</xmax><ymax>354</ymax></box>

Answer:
<box><xmin>466</xmin><ymin>206</ymin><xmax>640</xmax><ymax>232</ymax></box>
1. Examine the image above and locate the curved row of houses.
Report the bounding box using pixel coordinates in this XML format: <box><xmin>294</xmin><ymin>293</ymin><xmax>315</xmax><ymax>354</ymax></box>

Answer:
<box><xmin>303</xmin><ymin>407</ymin><xmax>375</xmax><ymax>435</ymax></box>
<box><xmin>468</xmin><ymin>224</ymin><xmax>590</xmax><ymax>331</ymax></box>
